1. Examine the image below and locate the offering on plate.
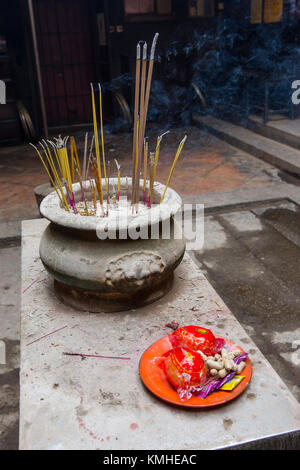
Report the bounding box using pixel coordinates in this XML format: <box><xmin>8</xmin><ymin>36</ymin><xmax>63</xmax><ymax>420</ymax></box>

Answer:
<box><xmin>165</xmin><ymin>346</ymin><xmax>207</xmax><ymax>397</ymax></box>
<box><xmin>170</xmin><ymin>325</ymin><xmax>224</xmax><ymax>356</ymax></box>
<box><xmin>164</xmin><ymin>325</ymin><xmax>248</xmax><ymax>401</ymax></box>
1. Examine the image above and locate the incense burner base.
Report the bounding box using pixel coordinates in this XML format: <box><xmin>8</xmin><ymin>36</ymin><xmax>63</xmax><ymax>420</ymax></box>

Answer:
<box><xmin>53</xmin><ymin>273</ymin><xmax>174</xmax><ymax>313</ymax></box>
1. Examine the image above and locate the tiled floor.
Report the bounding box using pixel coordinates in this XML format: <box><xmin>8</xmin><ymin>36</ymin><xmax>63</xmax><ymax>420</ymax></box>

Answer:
<box><xmin>0</xmin><ymin>126</ymin><xmax>278</xmax><ymax>222</ymax></box>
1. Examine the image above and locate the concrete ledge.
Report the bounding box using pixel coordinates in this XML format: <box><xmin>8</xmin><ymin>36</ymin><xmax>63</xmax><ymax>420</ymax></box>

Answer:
<box><xmin>193</xmin><ymin>114</ymin><xmax>300</xmax><ymax>177</ymax></box>
<box><xmin>20</xmin><ymin>219</ymin><xmax>300</xmax><ymax>450</ymax></box>
<box><xmin>248</xmin><ymin>116</ymin><xmax>300</xmax><ymax>152</ymax></box>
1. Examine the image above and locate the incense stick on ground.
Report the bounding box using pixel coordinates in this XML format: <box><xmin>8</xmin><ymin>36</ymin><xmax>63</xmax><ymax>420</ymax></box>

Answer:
<box><xmin>160</xmin><ymin>135</ymin><xmax>187</xmax><ymax>203</ymax></box>
<box><xmin>131</xmin><ymin>42</ymin><xmax>141</xmax><ymax>203</ymax></box>
<box><xmin>63</xmin><ymin>352</ymin><xmax>130</xmax><ymax>360</ymax></box>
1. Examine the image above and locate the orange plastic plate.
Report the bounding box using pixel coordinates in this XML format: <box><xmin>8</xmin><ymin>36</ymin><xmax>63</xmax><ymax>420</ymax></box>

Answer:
<box><xmin>139</xmin><ymin>335</ymin><xmax>252</xmax><ymax>408</ymax></box>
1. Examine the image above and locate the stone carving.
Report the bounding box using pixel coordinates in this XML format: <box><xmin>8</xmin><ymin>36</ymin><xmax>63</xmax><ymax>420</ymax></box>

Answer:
<box><xmin>105</xmin><ymin>251</ymin><xmax>165</xmax><ymax>290</ymax></box>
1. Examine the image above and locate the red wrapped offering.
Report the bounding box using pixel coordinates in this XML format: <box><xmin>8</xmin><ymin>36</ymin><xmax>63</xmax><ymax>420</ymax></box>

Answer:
<box><xmin>165</xmin><ymin>346</ymin><xmax>207</xmax><ymax>399</ymax></box>
<box><xmin>170</xmin><ymin>325</ymin><xmax>224</xmax><ymax>356</ymax></box>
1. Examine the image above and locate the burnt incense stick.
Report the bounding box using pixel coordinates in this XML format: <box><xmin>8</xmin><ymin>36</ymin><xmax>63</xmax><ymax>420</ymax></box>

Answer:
<box><xmin>90</xmin><ymin>179</ymin><xmax>97</xmax><ymax>212</ymax></box>
<box><xmin>39</xmin><ymin>141</ymin><xmax>66</xmax><ymax>196</ymax></box>
<box><xmin>153</xmin><ymin>130</ymin><xmax>169</xmax><ymax>185</ymax></box>
<box><xmin>86</xmin><ymin>135</ymin><xmax>94</xmax><ymax>180</ymax></box>
<box><xmin>69</xmin><ymin>136</ymin><xmax>81</xmax><ymax>183</ymax></box>
<box><xmin>91</xmin><ymin>157</ymin><xmax>105</xmax><ymax>216</ymax></box>
<box><xmin>114</xmin><ymin>159</ymin><xmax>121</xmax><ymax>200</ymax></box>
<box><xmin>29</xmin><ymin>143</ymin><xmax>69</xmax><ymax>210</ymax></box>
<box><xmin>76</xmin><ymin>168</ymin><xmax>88</xmax><ymax>215</ymax></box>
<box><xmin>131</xmin><ymin>42</ymin><xmax>141</xmax><ymax>203</ymax></box>
<box><xmin>160</xmin><ymin>135</ymin><xmax>187</xmax><ymax>203</ymax></box>
<box><xmin>47</xmin><ymin>139</ymin><xmax>63</xmax><ymax>176</ymax></box>
<box><xmin>148</xmin><ymin>152</ymin><xmax>155</xmax><ymax>208</ymax></box>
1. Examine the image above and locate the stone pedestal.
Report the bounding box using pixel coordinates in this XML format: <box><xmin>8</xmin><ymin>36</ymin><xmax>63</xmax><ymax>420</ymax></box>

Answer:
<box><xmin>20</xmin><ymin>219</ymin><xmax>300</xmax><ymax>450</ymax></box>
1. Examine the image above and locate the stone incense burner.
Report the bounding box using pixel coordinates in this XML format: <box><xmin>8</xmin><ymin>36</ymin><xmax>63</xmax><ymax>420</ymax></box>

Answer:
<box><xmin>39</xmin><ymin>178</ymin><xmax>185</xmax><ymax>312</ymax></box>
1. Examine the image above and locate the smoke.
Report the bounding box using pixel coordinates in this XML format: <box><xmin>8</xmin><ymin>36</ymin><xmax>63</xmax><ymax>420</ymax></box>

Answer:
<box><xmin>103</xmin><ymin>13</ymin><xmax>300</xmax><ymax>131</ymax></box>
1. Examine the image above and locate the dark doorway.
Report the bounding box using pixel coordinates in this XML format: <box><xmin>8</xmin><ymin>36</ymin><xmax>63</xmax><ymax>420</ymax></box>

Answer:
<box><xmin>34</xmin><ymin>0</ymin><xmax>96</xmax><ymax>127</ymax></box>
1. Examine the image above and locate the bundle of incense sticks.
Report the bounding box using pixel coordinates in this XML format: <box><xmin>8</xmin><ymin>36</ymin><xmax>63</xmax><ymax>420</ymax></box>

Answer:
<box><xmin>31</xmin><ymin>32</ymin><xmax>188</xmax><ymax>216</ymax></box>
<box><xmin>131</xmin><ymin>33</ymin><xmax>159</xmax><ymax>206</ymax></box>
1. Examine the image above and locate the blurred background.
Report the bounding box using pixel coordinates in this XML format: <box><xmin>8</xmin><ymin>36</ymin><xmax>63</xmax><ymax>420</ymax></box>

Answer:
<box><xmin>1</xmin><ymin>0</ymin><xmax>300</xmax><ymax>143</ymax></box>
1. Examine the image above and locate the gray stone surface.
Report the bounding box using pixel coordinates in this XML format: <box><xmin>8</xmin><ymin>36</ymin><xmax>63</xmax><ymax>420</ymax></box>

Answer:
<box><xmin>0</xmin><ymin>247</ymin><xmax>21</xmax><ymax>341</ymax></box>
<box><xmin>193</xmin><ymin>114</ymin><xmax>300</xmax><ymax>177</ymax></box>
<box><xmin>248</xmin><ymin>115</ymin><xmax>300</xmax><ymax>152</ymax></box>
<box><xmin>193</xmin><ymin>204</ymin><xmax>300</xmax><ymax>402</ymax></box>
<box><xmin>20</xmin><ymin>219</ymin><xmax>300</xmax><ymax>450</ymax></box>
<box><xmin>0</xmin><ymin>243</ymin><xmax>20</xmax><ymax>450</ymax></box>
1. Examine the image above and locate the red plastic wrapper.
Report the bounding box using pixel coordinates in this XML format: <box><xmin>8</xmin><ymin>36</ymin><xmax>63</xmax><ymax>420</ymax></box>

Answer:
<box><xmin>164</xmin><ymin>346</ymin><xmax>207</xmax><ymax>400</ymax></box>
<box><xmin>170</xmin><ymin>325</ymin><xmax>225</xmax><ymax>356</ymax></box>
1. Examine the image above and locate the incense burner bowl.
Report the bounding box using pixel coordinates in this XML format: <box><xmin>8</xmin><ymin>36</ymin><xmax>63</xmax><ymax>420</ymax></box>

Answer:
<box><xmin>39</xmin><ymin>178</ymin><xmax>185</xmax><ymax>313</ymax></box>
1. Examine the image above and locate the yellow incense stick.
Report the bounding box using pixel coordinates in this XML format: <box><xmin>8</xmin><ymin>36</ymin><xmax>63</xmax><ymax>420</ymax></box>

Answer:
<box><xmin>61</xmin><ymin>143</ymin><xmax>72</xmax><ymax>191</ymax></box>
<box><xmin>99</xmin><ymin>83</ymin><xmax>108</xmax><ymax>194</ymax></box>
<box><xmin>47</xmin><ymin>140</ymin><xmax>63</xmax><ymax>176</ymax></box>
<box><xmin>30</xmin><ymin>144</ymin><xmax>69</xmax><ymax>211</ymax></box>
<box><xmin>91</xmin><ymin>83</ymin><xmax>103</xmax><ymax>205</ymax></box>
<box><xmin>40</xmin><ymin>141</ymin><xmax>66</xmax><ymax>195</ymax></box>
<box><xmin>70</xmin><ymin>138</ymin><xmax>75</xmax><ymax>183</ymax></box>
<box><xmin>160</xmin><ymin>136</ymin><xmax>187</xmax><ymax>204</ymax></box>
